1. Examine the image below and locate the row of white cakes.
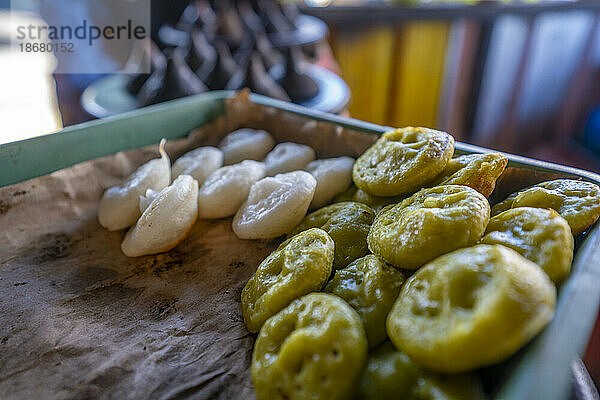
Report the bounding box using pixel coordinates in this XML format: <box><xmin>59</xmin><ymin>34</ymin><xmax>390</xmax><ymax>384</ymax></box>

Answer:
<box><xmin>97</xmin><ymin>128</ymin><xmax>355</xmax><ymax>257</ymax></box>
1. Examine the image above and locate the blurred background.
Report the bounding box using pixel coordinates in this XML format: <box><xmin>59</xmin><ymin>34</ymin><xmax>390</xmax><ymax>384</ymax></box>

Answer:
<box><xmin>3</xmin><ymin>0</ymin><xmax>600</xmax><ymax>175</ymax></box>
<box><xmin>1</xmin><ymin>0</ymin><xmax>600</xmax><ymax>389</ymax></box>
<box><xmin>313</xmin><ymin>0</ymin><xmax>600</xmax><ymax>175</ymax></box>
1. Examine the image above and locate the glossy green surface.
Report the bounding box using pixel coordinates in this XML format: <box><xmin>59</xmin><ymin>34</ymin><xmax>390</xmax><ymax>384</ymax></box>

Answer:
<box><xmin>368</xmin><ymin>185</ymin><xmax>490</xmax><ymax>269</ymax></box>
<box><xmin>289</xmin><ymin>202</ymin><xmax>375</xmax><ymax>269</ymax></box>
<box><xmin>359</xmin><ymin>342</ymin><xmax>485</xmax><ymax>400</ymax></box>
<box><xmin>353</xmin><ymin>127</ymin><xmax>454</xmax><ymax>196</ymax></box>
<box><xmin>492</xmin><ymin>179</ymin><xmax>600</xmax><ymax>235</ymax></box>
<box><xmin>481</xmin><ymin>207</ymin><xmax>574</xmax><ymax>283</ymax></box>
<box><xmin>241</xmin><ymin>228</ymin><xmax>334</xmax><ymax>333</ymax></box>
<box><xmin>434</xmin><ymin>152</ymin><xmax>508</xmax><ymax>197</ymax></box>
<box><xmin>333</xmin><ymin>185</ymin><xmax>403</xmax><ymax>211</ymax></box>
<box><xmin>325</xmin><ymin>255</ymin><xmax>405</xmax><ymax>348</ymax></box>
<box><xmin>387</xmin><ymin>244</ymin><xmax>556</xmax><ymax>373</ymax></box>
<box><xmin>252</xmin><ymin>293</ymin><xmax>368</xmax><ymax>400</ymax></box>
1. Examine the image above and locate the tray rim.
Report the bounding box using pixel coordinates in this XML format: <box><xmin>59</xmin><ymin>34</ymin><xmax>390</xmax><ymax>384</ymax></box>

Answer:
<box><xmin>2</xmin><ymin>90</ymin><xmax>600</xmax><ymax>188</ymax></box>
<box><xmin>1</xmin><ymin>90</ymin><xmax>599</xmax><ymax>400</ymax></box>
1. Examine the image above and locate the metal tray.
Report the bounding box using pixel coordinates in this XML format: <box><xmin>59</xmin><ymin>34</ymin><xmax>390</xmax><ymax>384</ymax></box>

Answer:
<box><xmin>1</xmin><ymin>91</ymin><xmax>599</xmax><ymax>400</ymax></box>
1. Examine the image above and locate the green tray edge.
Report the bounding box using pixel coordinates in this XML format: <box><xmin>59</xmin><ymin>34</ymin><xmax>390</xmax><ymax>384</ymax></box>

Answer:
<box><xmin>0</xmin><ymin>92</ymin><xmax>226</xmax><ymax>188</ymax></box>
<box><xmin>1</xmin><ymin>90</ymin><xmax>599</xmax><ymax>400</ymax></box>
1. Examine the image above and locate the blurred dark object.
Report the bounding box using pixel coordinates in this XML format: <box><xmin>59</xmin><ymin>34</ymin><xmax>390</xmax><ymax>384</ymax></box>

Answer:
<box><xmin>583</xmin><ymin>107</ymin><xmax>600</xmax><ymax>155</ymax></box>
<box><xmin>126</xmin><ymin>0</ymin><xmax>335</xmax><ymax>110</ymax></box>
<box><xmin>243</xmin><ymin>52</ymin><xmax>290</xmax><ymax>101</ymax></box>
<box><xmin>187</xmin><ymin>31</ymin><xmax>218</xmax><ymax>80</ymax></box>
<box><xmin>150</xmin><ymin>0</ymin><xmax>188</xmax><ymax>37</ymax></box>
<box><xmin>157</xmin><ymin>47</ymin><xmax>209</xmax><ymax>102</ymax></box>
<box><xmin>205</xmin><ymin>42</ymin><xmax>239</xmax><ymax>90</ymax></box>
<box><xmin>125</xmin><ymin>41</ymin><xmax>167</xmax><ymax>95</ymax></box>
<box><xmin>277</xmin><ymin>46</ymin><xmax>319</xmax><ymax>102</ymax></box>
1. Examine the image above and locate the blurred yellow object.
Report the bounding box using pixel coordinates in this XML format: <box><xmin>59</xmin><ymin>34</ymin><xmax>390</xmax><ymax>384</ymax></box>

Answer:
<box><xmin>389</xmin><ymin>21</ymin><xmax>450</xmax><ymax>128</ymax></box>
<box><xmin>331</xmin><ymin>27</ymin><xmax>395</xmax><ymax>125</ymax></box>
<box><xmin>331</xmin><ymin>21</ymin><xmax>449</xmax><ymax>128</ymax></box>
